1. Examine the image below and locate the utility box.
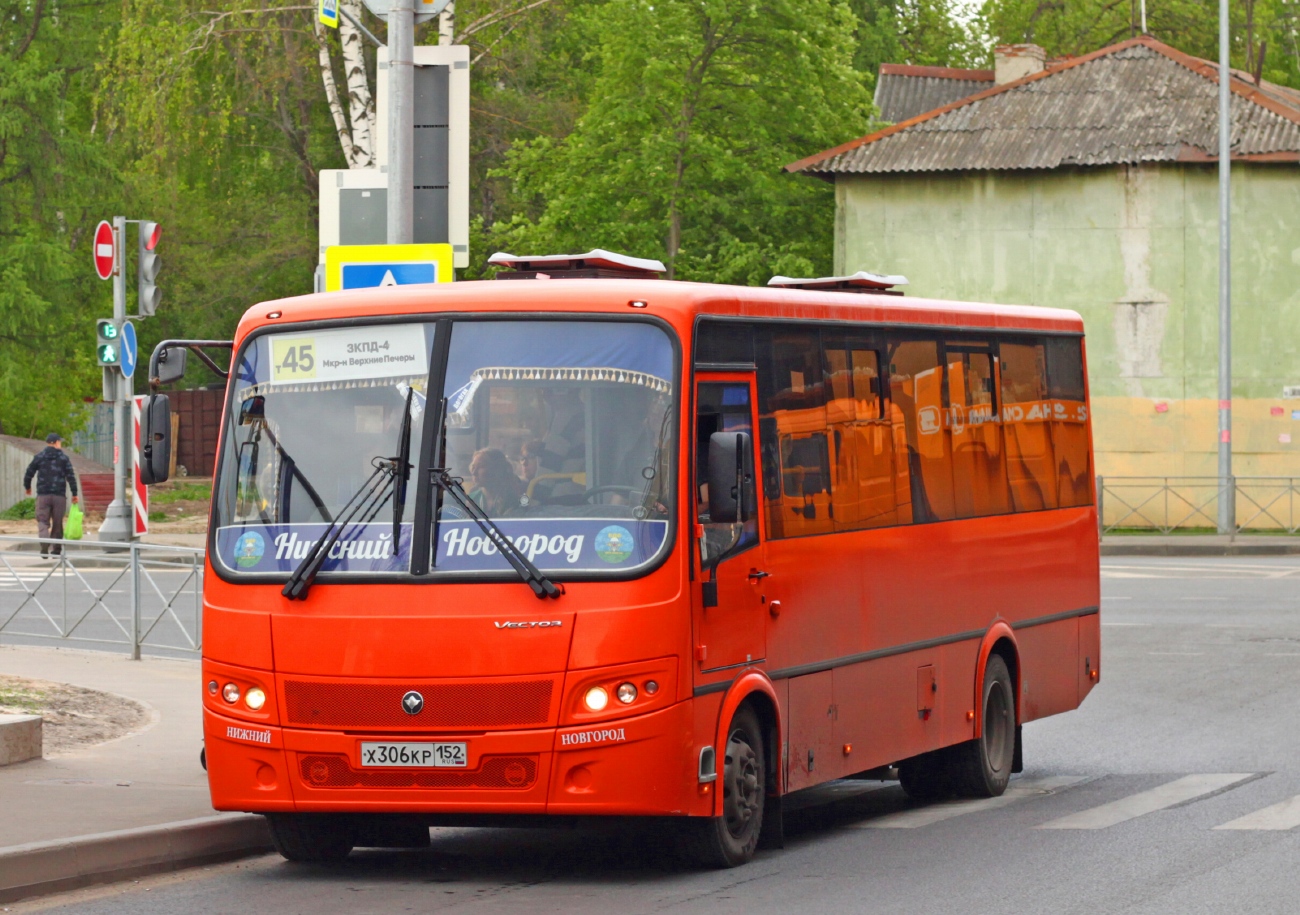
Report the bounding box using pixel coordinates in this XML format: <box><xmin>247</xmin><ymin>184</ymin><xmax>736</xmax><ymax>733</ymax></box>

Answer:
<box><xmin>318</xmin><ymin>44</ymin><xmax>469</xmax><ymax>270</ymax></box>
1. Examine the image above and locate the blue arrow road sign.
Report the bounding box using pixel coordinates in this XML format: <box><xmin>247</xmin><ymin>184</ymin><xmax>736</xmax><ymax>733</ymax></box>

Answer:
<box><xmin>120</xmin><ymin>320</ymin><xmax>138</xmax><ymax>378</ymax></box>
<box><xmin>341</xmin><ymin>262</ymin><xmax>438</xmax><ymax>289</ymax></box>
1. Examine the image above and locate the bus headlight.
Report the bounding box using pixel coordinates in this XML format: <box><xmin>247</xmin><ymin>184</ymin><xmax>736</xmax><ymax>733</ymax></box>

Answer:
<box><xmin>221</xmin><ymin>682</ymin><xmax>240</xmax><ymax>704</ymax></box>
<box><xmin>244</xmin><ymin>687</ymin><xmax>266</xmax><ymax>711</ymax></box>
<box><xmin>583</xmin><ymin>686</ymin><xmax>609</xmax><ymax>712</ymax></box>
<box><xmin>616</xmin><ymin>682</ymin><xmax>637</xmax><ymax>704</ymax></box>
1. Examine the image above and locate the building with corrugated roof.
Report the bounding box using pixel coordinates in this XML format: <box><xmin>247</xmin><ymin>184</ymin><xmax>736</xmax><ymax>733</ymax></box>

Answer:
<box><xmin>791</xmin><ymin>36</ymin><xmax>1300</xmax><ymax>481</ymax></box>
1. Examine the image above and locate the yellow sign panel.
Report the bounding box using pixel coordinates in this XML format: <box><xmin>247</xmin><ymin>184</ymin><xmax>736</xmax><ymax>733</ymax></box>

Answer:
<box><xmin>318</xmin><ymin>0</ymin><xmax>339</xmax><ymax>28</ymax></box>
<box><xmin>271</xmin><ymin>336</ymin><xmax>318</xmax><ymax>383</ymax></box>
<box><xmin>323</xmin><ymin>244</ymin><xmax>454</xmax><ymax>293</ymax></box>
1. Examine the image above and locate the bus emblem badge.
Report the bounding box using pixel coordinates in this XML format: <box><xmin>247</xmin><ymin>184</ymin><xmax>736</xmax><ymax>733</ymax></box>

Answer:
<box><xmin>401</xmin><ymin>691</ymin><xmax>424</xmax><ymax>715</ymax></box>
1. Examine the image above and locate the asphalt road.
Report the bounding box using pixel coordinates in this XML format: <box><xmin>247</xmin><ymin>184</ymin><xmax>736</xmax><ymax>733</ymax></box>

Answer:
<box><xmin>15</xmin><ymin>556</ymin><xmax>1300</xmax><ymax>914</ymax></box>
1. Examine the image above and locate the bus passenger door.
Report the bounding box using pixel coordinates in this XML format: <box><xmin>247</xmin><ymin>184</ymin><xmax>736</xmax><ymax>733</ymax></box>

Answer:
<box><xmin>693</xmin><ymin>377</ymin><xmax>766</xmax><ymax>684</ymax></box>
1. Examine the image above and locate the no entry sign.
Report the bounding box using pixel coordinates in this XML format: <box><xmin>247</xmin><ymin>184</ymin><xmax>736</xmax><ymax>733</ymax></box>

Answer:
<box><xmin>93</xmin><ymin>220</ymin><xmax>114</xmax><ymax>280</ymax></box>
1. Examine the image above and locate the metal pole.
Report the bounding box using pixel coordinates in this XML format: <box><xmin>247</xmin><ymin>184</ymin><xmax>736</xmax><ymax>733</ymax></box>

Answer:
<box><xmin>130</xmin><ymin>543</ymin><xmax>141</xmax><ymax>660</ymax></box>
<box><xmin>1097</xmin><ymin>475</ymin><xmax>1105</xmax><ymax>540</ymax></box>
<box><xmin>386</xmin><ymin>0</ymin><xmax>415</xmax><ymax>244</ymax></box>
<box><xmin>98</xmin><ymin>217</ymin><xmax>132</xmax><ymax>543</ymax></box>
<box><xmin>1217</xmin><ymin>0</ymin><xmax>1234</xmax><ymax>535</ymax></box>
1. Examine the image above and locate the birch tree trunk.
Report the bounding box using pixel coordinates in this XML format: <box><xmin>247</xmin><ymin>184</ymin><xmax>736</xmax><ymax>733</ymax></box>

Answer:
<box><xmin>339</xmin><ymin>0</ymin><xmax>375</xmax><ymax>166</ymax></box>
<box><xmin>313</xmin><ymin>16</ymin><xmax>358</xmax><ymax>166</ymax></box>
<box><xmin>438</xmin><ymin>0</ymin><xmax>455</xmax><ymax>44</ymax></box>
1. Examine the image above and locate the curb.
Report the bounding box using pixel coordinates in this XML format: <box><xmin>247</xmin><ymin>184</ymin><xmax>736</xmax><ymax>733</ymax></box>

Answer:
<box><xmin>0</xmin><ymin>813</ymin><xmax>272</xmax><ymax>904</ymax></box>
<box><xmin>1101</xmin><ymin>542</ymin><xmax>1300</xmax><ymax>556</ymax></box>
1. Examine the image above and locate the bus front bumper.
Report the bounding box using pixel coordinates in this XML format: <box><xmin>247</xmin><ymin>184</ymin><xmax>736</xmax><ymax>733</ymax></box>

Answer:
<box><xmin>204</xmin><ymin>699</ymin><xmax>705</xmax><ymax>817</ymax></box>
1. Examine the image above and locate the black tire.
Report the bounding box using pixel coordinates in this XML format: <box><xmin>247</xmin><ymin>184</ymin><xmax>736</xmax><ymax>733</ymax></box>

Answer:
<box><xmin>265</xmin><ymin>814</ymin><xmax>354</xmax><ymax>862</ymax></box>
<box><xmin>682</xmin><ymin>706</ymin><xmax>765</xmax><ymax>867</ymax></box>
<box><xmin>952</xmin><ymin>654</ymin><xmax>1016</xmax><ymax>798</ymax></box>
<box><xmin>897</xmin><ymin>748</ymin><xmax>954</xmax><ymax>802</ymax></box>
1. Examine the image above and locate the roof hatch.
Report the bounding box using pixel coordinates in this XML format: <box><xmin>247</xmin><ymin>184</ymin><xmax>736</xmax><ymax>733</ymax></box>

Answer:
<box><xmin>488</xmin><ymin>249</ymin><xmax>666</xmax><ymax>280</ymax></box>
<box><xmin>767</xmin><ymin>271</ymin><xmax>908</xmax><ymax>295</ymax></box>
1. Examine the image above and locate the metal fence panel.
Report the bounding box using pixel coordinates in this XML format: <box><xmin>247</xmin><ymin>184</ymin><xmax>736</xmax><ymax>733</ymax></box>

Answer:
<box><xmin>0</xmin><ymin>537</ymin><xmax>202</xmax><ymax>658</ymax></box>
<box><xmin>1098</xmin><ymin>476</ymin><xmax>1300</xmax><ymax>536</ymax></box>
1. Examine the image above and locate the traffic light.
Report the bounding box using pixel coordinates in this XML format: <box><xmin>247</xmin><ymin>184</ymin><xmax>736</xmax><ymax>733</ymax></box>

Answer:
<box><xmin>96</xmin><ymin>319</ymin><xmax>121</xmax><ymax>367</ymax></box>
<box><xmin>137</xmin><ymin>221</ymin><xmax>161</xmax><ymax>316</ymax></box>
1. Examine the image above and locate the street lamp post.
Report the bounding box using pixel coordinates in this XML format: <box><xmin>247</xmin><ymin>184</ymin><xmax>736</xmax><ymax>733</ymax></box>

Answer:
<box><xmin>1216</xmin><ymin>0</ymin><xmax>1234</xmax><ymax>535</ymax></box>
<box><xmin>387</xmin><ymin>0</ymin><xmax>415</xmax><ymax>245</ymax></box>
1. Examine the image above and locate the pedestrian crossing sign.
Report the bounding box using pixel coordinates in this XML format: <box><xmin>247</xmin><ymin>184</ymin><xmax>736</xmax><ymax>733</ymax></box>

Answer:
<box><xmin>323</xmin><ymin>244</ymin><xmax>454</xmax><ymax>292</ymax></box>
<box><xmin>319</xmin><ymin>0</ymin><xmax>339</xmax><ymax>28</ymax></box>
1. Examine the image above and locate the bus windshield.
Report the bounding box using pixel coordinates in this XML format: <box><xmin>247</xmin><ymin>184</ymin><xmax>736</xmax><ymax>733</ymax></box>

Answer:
<box><xmin>211</xmin><ymin>318</ymin><xmax>676</xmax><ymax>579</ymax></box>
<box><xmin>435</xmin><ymin>320</ymin><xmax>675</xmax><ymax>575</ymax></box>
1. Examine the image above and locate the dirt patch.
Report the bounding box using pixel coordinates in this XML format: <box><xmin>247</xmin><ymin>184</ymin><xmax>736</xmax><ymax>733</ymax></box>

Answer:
<box><xmin>0</xmin><ymin>675</ymin><xmax>151</xmax><ymax>755</ymax></box>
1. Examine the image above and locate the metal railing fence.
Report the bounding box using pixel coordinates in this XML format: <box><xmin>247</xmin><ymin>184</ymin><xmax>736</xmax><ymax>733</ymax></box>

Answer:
<box><xmin>1097</xmin><ymin>476</ymin><xmax>1300</xmax><ymax>537</ymax></box>
<box><xmin>0</xmin><ymin>537</ymin><xmax>203</xmax><ymax>658</ymax></box>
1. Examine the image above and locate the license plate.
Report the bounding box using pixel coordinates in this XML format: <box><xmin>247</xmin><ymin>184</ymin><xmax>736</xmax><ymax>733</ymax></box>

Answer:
<box><xmin>359</xmin><ymin>741</ymin><xmax>468</xmax><ymax>768</ymax></box>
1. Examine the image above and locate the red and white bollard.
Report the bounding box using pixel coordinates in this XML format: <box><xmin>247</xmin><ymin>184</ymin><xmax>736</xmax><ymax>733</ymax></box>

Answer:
<box><xmin>132</xmin><ymin>396</ymin><xmax>148</xmax><ymax>536</ymax></box>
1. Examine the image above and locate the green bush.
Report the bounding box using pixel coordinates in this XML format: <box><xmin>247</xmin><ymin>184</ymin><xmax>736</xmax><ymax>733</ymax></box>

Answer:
<box><xmin>0</xmin><ymin>498</ymin><xmax>36</xmax><ymax>521</ymax></box>
<box><xmin>151</xmin><ymin>483</ymin><xmax>211</xmax><ymax>505</ymax></box>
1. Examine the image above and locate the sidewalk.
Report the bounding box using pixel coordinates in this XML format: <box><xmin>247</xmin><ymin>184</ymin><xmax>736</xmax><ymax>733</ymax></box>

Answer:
<box><xmin>1100</xmin><ymin>533</ymin><xmax>1300</xmax><ymax>556</ymax></box>
<box><xmin>0</xmin><ymin>645</ymin><xmax>269</xmax><ymax>901</ymax></box>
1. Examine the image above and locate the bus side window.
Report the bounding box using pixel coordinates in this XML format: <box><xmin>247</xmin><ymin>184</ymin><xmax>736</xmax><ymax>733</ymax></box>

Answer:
<box><xmin>1000</xmin><ymin>339</ymin><xmax>1058</xmax><ymax>512</ymax></box>
<box><xmin>947</xmin><ymin>345</ymin><xmax>1010</xmax><ymax>519</ymax></box>
<box><xmin>696</xmin><ymin>382</ymin><xmax>757</xmax><ymax>563</ymax></box>
<box><xmin>825</xmin><ymin>337</ymin><xmax>896</xmax><ymax>531</ymax></box>
<box><xmin>887</xmin><ymin>338</ymin><xmax>955</xmax><ymax>523</ymax></box>
<box><xmin>1046</xmin><ymin>337</ymin><xmax>1092</xmax><ymax>507</ymax></box>
<box><xmin>756</xmin><ymin>327</ymin><xmax>832</xmax><ymax>537</ymax></box>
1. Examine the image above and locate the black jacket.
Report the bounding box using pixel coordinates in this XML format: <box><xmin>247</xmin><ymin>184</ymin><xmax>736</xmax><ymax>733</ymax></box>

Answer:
<box><xmin>23</xmin><ymin>447</ymin><xmax>78</xmax><ymax>497</ymax></box>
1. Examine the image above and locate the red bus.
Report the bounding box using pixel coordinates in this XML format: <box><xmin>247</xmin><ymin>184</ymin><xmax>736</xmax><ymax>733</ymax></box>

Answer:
<box><xmin>142</xmin><ymin>254</ymin><xmax>1099</xmax><ymax>867</ymax></box>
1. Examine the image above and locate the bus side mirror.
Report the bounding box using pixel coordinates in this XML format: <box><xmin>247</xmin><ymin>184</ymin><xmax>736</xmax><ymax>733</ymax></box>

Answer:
<box><xmin>155</xmin><ymin>347</ymin><xmax>187</xmax><ymax>386</ymax></box>
<box><xmin>139</xmin><ymin>394</ymin><xmax>172</xmax><ymax>485</ymax></box>
<box><xmin>707</xmin><ymin>431</ymin><xmax>755</xmax><ymax>525</ymax></box>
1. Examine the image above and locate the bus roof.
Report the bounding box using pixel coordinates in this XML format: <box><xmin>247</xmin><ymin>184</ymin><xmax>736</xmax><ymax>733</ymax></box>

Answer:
<box><xmin>240</xmin><ymin>278</ymin><xmax>1084</xmax><ymax>343</ymax></box>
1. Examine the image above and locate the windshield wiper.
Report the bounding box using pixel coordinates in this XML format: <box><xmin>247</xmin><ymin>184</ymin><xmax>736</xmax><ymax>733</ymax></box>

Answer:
<box><xmin>282</xmin><ymin>459</ymin><xmax>397</xmax><ymax>601</ymax></box>
<box><xmin>392</xmin><ymin>387</ymin><xmax>414</xmax><ymax>542</ymax></box>
<box><xmin>431</xmin><ymin>470</ymin><xmax>562</xmax><ymax>600</ymax></box>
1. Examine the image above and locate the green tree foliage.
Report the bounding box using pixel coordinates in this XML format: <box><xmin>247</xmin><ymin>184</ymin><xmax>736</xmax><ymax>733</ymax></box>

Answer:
<box><xmin>0</xmin><ymin>0</ymin><xmax>117</xmax><ymax>436</ymax></box>
<box><xmin>850</xmin><ymin>0</ymin><xmax>985</xmax><ymax>75</ymax></box>
<box><xmin>491</xmin><ymin>0</ymin><xmax>874</xmax><ymax>284</ymax></box>
<box><xmin>981</xmin><ymin>0</ymin><xmax>1300</xmax><ymax>87</ymax></box>
<box><xmin>101</xmin><ymin>0</ymin><xmax>343</xmax><ymax>350</ymax></box>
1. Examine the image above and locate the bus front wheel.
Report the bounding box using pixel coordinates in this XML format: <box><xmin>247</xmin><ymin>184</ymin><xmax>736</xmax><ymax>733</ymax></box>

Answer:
<box><xmin>266</xmin><ymin>813</ymin><xmax>354</xmax><ymax>862</ymax></box>
<box><xmin>953</xmin><ymin>654</ymin><xmax>1016</xmax><ymax>797</ymax></box>
<box><xmin>685</xmin><ymin>705</ymin><xmax>765</xmax><ymax>867</ymax></box>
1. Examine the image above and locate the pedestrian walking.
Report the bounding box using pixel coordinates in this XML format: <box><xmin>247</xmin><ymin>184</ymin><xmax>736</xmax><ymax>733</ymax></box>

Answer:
<box><xmin>23</xmin><ymin>433</ymin><xmax>79</xmax><ymax>558</ymax></box>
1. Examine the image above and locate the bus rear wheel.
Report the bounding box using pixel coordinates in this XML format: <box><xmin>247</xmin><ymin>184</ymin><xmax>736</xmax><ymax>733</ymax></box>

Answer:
<box><xmin>265</xmin><ymin>813</ymin><xmax>354</xmax><ymax>862</ymax></box>
<box><xmin>684</xmin><ymin>706</ymin><xmax>765</xmax><ymax>867</ymax></box>
<box><xmin>953</xmin><ymin>654</ymin><xmax>1016</xmax><ymax>798</ymax></box>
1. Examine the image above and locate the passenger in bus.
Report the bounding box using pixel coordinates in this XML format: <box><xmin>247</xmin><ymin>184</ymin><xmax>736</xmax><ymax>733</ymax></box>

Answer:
<box><xmin>468</xmin><ymin>448</ymin><xmax>525</xmax><ymax>515</ymax></box>
<box><xmin>517</xmin><ymin>440</ymin><xmax>544</xmax><ymax>484</ymax></box>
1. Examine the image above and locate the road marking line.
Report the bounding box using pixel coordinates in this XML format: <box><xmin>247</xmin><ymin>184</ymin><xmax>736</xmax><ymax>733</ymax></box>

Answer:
<box><xmin>1214</xmin><ymin>796</ymin><xmax>1300</xmax><ymax>830</ymax></box>
<box><xmin>1037</xmin><ymin>774</ymin><xmax>1254</xmax><ymax>830</ymax></box>
<box><xmin>852</xmin><ymin>776</ymin><xmax>1089</xmax><ymax>829</ymax></box>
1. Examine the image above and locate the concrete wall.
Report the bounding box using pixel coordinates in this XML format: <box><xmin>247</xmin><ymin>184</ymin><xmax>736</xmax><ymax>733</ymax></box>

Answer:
<box><xmin>835</xmin><ymin>163</ymin><xmax>1300</xmax><ymax>478</ymax></box>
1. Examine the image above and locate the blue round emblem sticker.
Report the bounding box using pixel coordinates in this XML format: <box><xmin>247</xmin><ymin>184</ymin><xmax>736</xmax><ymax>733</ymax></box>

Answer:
<box><xmin>595</xmin><ymin>525</ymin><xmax>634</xmax><ymax>564</ymax></box>
<box><xmin>233</xmin><ymin>531</ymin><xmax>266</xmax><ymax>569</ymax></box>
